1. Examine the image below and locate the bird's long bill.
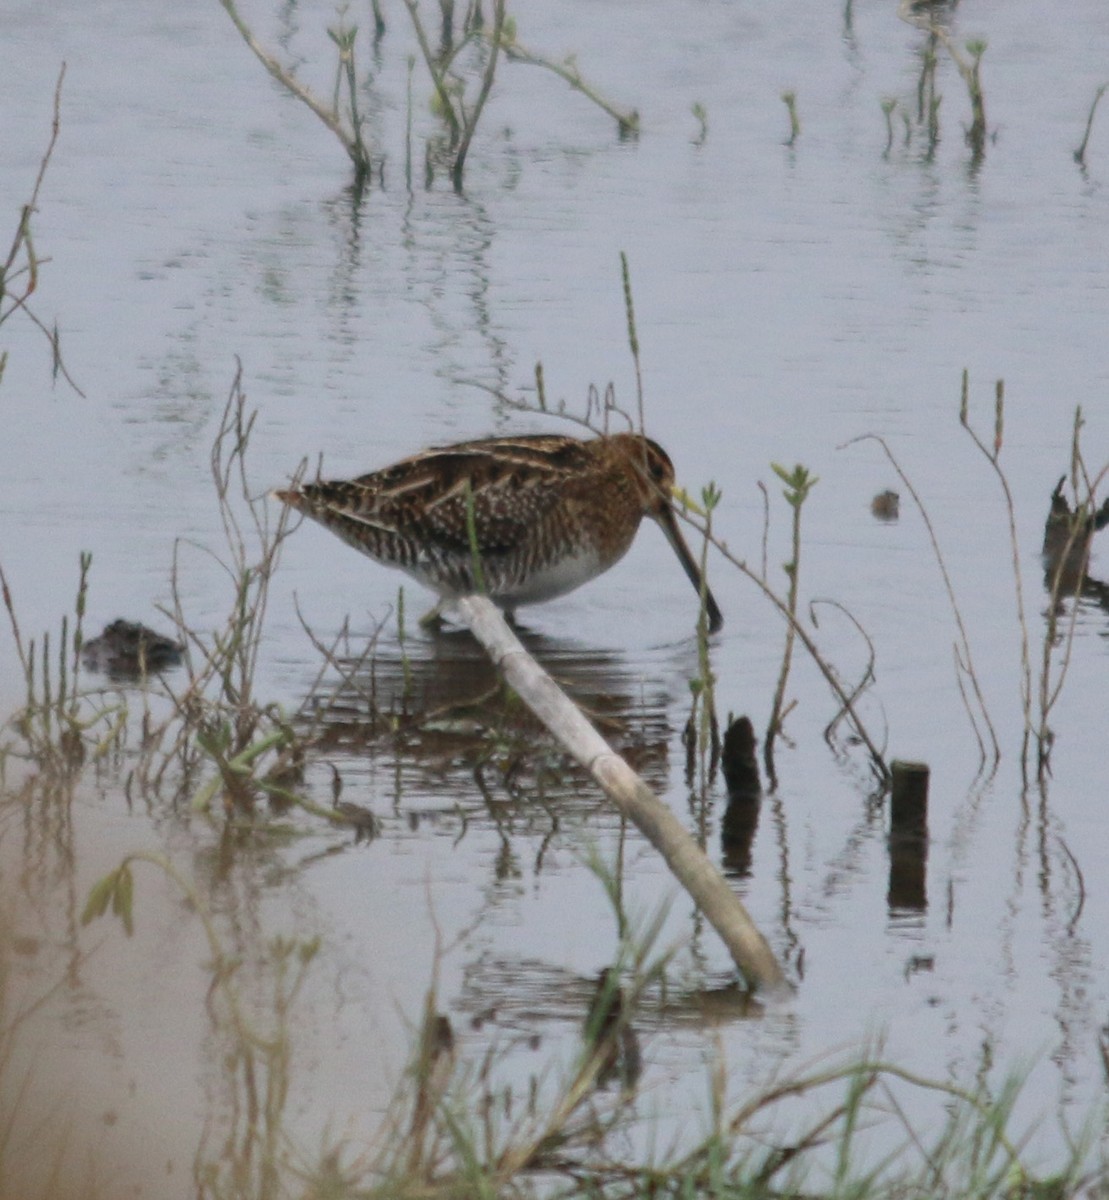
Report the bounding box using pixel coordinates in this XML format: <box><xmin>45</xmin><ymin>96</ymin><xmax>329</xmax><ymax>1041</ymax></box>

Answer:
<box><xmin>654</xmin><ymin>504</ymin><xmax>724</xmax><ymax>633</ymax></box>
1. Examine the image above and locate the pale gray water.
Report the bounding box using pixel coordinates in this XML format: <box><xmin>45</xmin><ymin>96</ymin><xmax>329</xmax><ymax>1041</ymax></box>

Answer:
<box><xmin>2</xmin><ymin>0</ymin><xmax>1109</xmax><ymax>1192</ymax></box>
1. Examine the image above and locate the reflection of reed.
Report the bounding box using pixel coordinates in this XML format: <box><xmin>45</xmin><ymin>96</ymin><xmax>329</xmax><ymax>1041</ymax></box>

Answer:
<box><xmin>302</xmin><ymin>624</ymin><xmax>674</xmax><ymax>819</ymax></box>
<box><xmin>455</xmin><ymin>954</ymin><xmax>761</xmax><ymax>1052</ymax></box>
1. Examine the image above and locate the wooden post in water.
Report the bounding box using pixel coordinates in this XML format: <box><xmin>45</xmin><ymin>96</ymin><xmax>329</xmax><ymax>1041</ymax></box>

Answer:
<box><xmin>447</xmin><ymin>595</ymin><xmax>788</xmax><ymax>995</ymax></box>
<box><xmin>888</xmin><ymin>759</ymin><xmax>929</xmax><ymax>913</ymax></box>
<box><xmin>720</xmin><ymin>716</ymin><xmax>761</xmax><ymax>879</ymax></box>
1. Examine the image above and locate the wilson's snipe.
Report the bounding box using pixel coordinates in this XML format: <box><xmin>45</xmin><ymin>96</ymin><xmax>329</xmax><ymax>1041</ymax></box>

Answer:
<box><xmin>275</xmin><ymin>432</ymin><xmax>723</xmax><ymax>631</ymax></box>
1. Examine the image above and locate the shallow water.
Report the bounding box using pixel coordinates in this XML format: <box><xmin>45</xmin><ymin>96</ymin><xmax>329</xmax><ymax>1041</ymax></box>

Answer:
<box><xmin>3</xmin><ymin>0</ymin><xmax>1109</xmax><ymax>1193</ymax></box>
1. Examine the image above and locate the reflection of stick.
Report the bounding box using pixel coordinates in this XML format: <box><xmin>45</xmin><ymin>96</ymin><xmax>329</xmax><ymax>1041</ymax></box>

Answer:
<box><xmin>446</xmin><ymin>594</ymin><xmax>787</xmax><ymax>994</ymax></box>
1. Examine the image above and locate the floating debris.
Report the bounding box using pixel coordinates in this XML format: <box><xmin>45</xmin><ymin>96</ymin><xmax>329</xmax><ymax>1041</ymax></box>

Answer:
<box><xmin>871</xmin><ymin>490</ymin><xmax>901</xmax><ymax>522</ymax></box>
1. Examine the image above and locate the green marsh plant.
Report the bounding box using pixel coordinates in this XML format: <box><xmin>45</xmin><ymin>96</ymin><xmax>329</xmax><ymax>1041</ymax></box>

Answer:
<box><xmin>680</xmin><ymin>478</ymin><xmax>889</xmax><ymax>783</ymax></box>
<box><xmin>616</xmin><ymin>252</ymin><xmax>721</xmax><ymax>790</ymax></box>
<box><xmin>498</xmin><ymin>25</ymin><xmax>639</xmax><ymax>139</ymax></box>
<box><xmin>958</xmin><ymin>374</ymin><xmax>1034</xmax><ymax>769</ymax></box>
<box><xmin>955</xmin><ymin>37</ymin><xmax>989</xmax><ymax>158</ymax></box>
<box><xmin>130</xmin><ymin>363</ymin><xmax>309</xmax><ymax>817</ymax></box>
<box><xmin>405</xmin><ymin>0</ymin><xmax>507</xmax><ymax>190</ymax></box>
<box><xmin>0</xmin><ymin>553</ymin><xmax>129</xmax><ymax>785</ymax></box>
<box><xmin>763</xmin><ymin>463</ymin><xmax>818</xmax><ymax>785</ymax></box>
<box><xmin>691</xmin><ymin>101</ymin><xmax>709</xmax><ymax>146</ymax></box>
<box><xmin>217</xmin><ymin>0</ymin><xmax>637</xmax><ymax>194</ymax></box>
<box><xmin>680</xmin><ymin>482</ymin><xmax>724</xmax><ymax>865</ymax></box>
<box><xmin>900</xmin><ymin>31</ymin><xmax>943</xmax><ymax>160</ymax></box>
<box><xmin>706</xmin><ymin>464</ymin><xmax>888</xmax><ymax>783</ymax></box>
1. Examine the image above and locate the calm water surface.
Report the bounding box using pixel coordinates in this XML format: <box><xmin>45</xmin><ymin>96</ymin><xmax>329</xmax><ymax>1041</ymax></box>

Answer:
<box><xmin>2</xmin><ymin>0</ymin><xmax>1108</xmax><ymax>1193</ymax></box>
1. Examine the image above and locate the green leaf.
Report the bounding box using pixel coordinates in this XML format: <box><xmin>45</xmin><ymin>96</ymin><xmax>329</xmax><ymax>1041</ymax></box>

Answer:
<box><xmin>701</xmin><ymin>481</ymin><xmax>722</xmax><ymax>511</ymax></box>
<box><xmin>81</xmin><ymin>871</ymin><xmax>118</xmax><ymax>926</ymax></box>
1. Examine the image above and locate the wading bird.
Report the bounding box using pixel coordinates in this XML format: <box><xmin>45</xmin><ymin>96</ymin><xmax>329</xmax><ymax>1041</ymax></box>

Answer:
<box><xmin>275</xmin><ymin>431</ymin><xmax>723</xmax><ymax>632</ymax></box>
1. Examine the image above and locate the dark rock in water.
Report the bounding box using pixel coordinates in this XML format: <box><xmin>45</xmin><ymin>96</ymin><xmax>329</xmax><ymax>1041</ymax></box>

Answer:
<box><xmin>82</xmin><ymin>619</ymin><xmax>184</xmax><ymax>677</ymax></box>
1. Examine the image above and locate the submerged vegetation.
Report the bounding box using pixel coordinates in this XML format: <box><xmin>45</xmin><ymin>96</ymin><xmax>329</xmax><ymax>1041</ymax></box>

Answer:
<box><xmin>76</xmin><ymin>851</ymin><xmax>1107</xmax><ymax>1199</ymax></box>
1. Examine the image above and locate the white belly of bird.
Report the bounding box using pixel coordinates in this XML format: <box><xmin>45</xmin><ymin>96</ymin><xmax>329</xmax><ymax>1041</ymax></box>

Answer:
<box><xmin>496</xmin><ymin>544</ymin><xmax>613</xmax><ymax>606</ymax></box>
<box><xmin>405</xmin><ymin>543</ymin><xmax>616</xmax><ymax>608</ymax></box>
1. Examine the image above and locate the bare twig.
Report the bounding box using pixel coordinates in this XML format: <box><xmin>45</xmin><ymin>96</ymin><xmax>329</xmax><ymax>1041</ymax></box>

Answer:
<box><xmin>844</xmin><ymin>431</ymin><xmax>999</xmax><ymax>770</ymax></box>
<box><xmin>1</xmin><ymin>64</ymin><xmax>84</xmax><ymax>396</ymax></box>
<box><xmin>217</xmin><ymin>0</ymin><xmax>371</xmax><ymax>178</ymax></box>
<box><xmin>957</xmin><ymin>375</ymin><xmax>1031</xmax><ymax>756</ymax></box>
<box><xmin>499</xmin><ymin>29</ymin><xmax>639</xmax><ymax>137</ymax></box>
<box><xmin>810</xmin><ymin>598</ymin><xmax>878</xmax><ymax>745</ymax></box>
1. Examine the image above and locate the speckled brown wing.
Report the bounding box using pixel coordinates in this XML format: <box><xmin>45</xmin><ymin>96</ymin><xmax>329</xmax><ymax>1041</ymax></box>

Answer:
<box><xmin>282</xmin><ymin>435</ymin><xmax>596</xmax><ymax>568</ymax></box>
